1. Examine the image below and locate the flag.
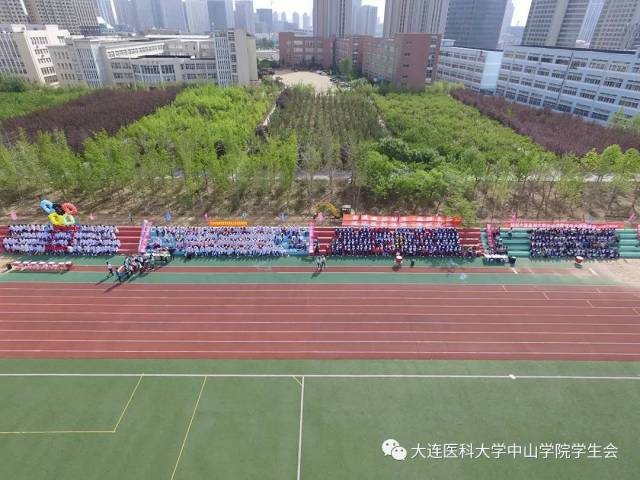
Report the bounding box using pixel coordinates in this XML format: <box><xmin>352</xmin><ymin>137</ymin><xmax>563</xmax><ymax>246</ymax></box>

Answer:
<box><xmin>628</xmin><ymin>212</ymin><xmax>637</xmax><ymax>222</ymax></box>
<box><xmin>89</xmin><ymin>213</ymin><xmax>95</xmax><ymax>220</ymax></box>
<box><xmin>164</xmin><ymin>211</ymin><xmax>172</xmax><ymax>222</ymax></box>
<box><xmin>9</xmin><ymin>211</ymin><xmax>17</xmax><ymax>221</ymax></box>
<box><xmin>280</xmin><ymin>212</ymin><xmax>287</xmax><ymax>222</ymax></box>
<box><xmin>204</xmin><ymin>213</ymin><xmax>209</xmax><ymax>221</ymax></box>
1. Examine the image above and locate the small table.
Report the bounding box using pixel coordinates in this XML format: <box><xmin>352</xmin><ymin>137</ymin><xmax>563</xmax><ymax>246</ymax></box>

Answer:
<box><xmin>483</xmin><ymin>254</ymin><xmax>509</xmax><ymax>265</ymax></box>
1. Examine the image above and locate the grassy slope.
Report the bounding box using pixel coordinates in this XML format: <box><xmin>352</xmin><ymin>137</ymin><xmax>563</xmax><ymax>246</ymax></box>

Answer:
<box><xmin>0</xmin><ymin>89</ymin><xmax>87</xmax><ymax>120</ymax></box>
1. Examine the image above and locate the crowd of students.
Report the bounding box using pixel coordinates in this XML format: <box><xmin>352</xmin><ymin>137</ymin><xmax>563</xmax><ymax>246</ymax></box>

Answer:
<box><xmin>529</xmin><ymin>228</ymin><xmax>620</xmax><ymax>259</ymax></box>
<box><xmin>2</xmin><ymin>224</ymin><xmax>120</xmax><ymax>255</ymax></box>
<box><xmin>148</xmin><ymin>226</ymin><xmax>309</xmax><ymax>257</ymax></box>
<box><xmin>329</xmin><ymin>227</ymin><xmax>463</xmax><ymax>257</ymax></box>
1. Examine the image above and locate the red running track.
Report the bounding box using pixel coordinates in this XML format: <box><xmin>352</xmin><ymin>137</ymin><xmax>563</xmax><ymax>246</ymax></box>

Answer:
<box><xmin>1</xmin><ymin>282</ymin><xmax>640</xmax><ymax>361</ymax></box>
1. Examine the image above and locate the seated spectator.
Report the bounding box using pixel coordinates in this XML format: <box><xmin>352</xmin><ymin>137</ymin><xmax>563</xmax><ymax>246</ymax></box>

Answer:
<box><xmin>330</xmin><ymin>227</ymin><xmax>463</xmax><ymax>257</ymax></box>
<box><xmin>529</xmin><ymin>227</ymin><xmax>619</xmax><ymax>259</ymax></box>
<box><xmin>3</xmin><ymin>224</ymin><xmax>120</xmax><ymax>256</ymax></box>
<box><xmin>148</xmin><ymin>226</ymin><xmax>309</xmax><ymax>257</ymax></box>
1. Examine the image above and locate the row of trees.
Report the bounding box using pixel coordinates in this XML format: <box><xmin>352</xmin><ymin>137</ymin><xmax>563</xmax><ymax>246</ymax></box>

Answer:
<box><xmin>368</xmin><ymin>88</ymin><xmax>640</xmax><ymax>221</ymax></box>
<box><xmin>0</xmin><ymin>85</ymin><xmax>300</xmax><ymax>209</ymax></box>
<box><xmin>1</xmin><ymin>86</ymin><xmax>182</xmax><ymax>151</ymax></box>
<box><xmin>451</xmin><ymin>88</ymin><xmax>640</xmax><ymax>156</ymax></box>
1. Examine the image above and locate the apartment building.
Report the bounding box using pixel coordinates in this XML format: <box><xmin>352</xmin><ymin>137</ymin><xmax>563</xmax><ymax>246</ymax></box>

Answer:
<box><xmin>0</xmin><ymin>0</ymin><xmax>29</xmax><ymax>24</ymax></box>
<box><xmin>590</xmin><ymin>0</ymin><xmax>640</xmax><ymax>50</ymax></box>
<box><xmin>521</xmin><ymin>0</ymin><xmax>590</xmax><ymax>47</ymax></box>
<box><xmin>0</xmin><ymin>23</ymin><xmax>69</xmax><ymax>85</ymax></box>
<box><xmin>361</xmin><ymin>32</ymin><xmax>441</xmax><ymax>89</ymax></box>
<box><xmin>313</xmin><ymin>0</ymin><xmax>352</xmax><ymax>37</ymax></box>
<box><xmin>383</xmin><ymin>0</ymin><xmax>449</xmax><ymax>36</ymax></box>
<box><xmin>23</xmin><ymin>0</ymin><xmax>98</xmax><ymax>34</ymax></box>
<box><xmin>495</xmin><ymin>44</ymin><xmax>640</xmax><ymax>124</ymax></box>
<box><xmin>437</xmin><ymin>40</ymin><xmax>504</xmax><ymax>93</ymax></box>
<box><xmin>278</xmin><ymin>32</ymin><xmax>335</xmax><ymax>69</ymax></box>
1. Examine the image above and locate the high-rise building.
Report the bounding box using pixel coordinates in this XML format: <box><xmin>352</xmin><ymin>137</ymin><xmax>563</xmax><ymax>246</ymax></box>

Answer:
<box><xmin>590</xmin><ymin>0</ymin><xmax>640</xmax><ymax>49</ymax></box>
<box><xmin>112</xmin><ymin>0</ymin><xmax>135</xmax><ymax>29</ymax></box>
<box><xmin>0</xmin><ymin>0</ymin><xmax>29</xmax><ymax>23</ymax></box>
<box><xmin>521</xmin><ymin>0</ymin><xmax>590</xmax><ymax>47</ymax></box>
<box><xmin>183</xmin><ymin>0</ymin><xmax>210</xmax><ymax>33</ymax></box>
<box><xmin>156</xmin><ymin>0</ymin><xmax>187</xmax><ymax>31</ymax></box>
<box><xmin>208</xmin><ymin>0</ymin><xmax>234</xmax><ymax>31</ymax></box>
<box><xmin>256</xmin><ymin>7</ymin><xmax>272</xmax><ymax>33</ymax></box>
<box><xmin>383</xmin><ymin>0</ymin><xmax>449</xmax><ymax>36</ymax></box>
<box><xmin>303</xmin><ymin>12</ymin><xmax>311</xmax><ymax>29</ymax></box>
<box><xmin>351</xmin><ymin>0</ymin><xmax>361</xmax><ymax>32</ymax></box>
<box><xmin>445</xmin><ymin>0</ymin><xmax>508</xmax><ymax>50</ymax></box>
<box><xmin>313</xmin><ymin>0</ymin><xmax>353</xmax><ymax>37</ymax></box>
<box><xmin>0</xmin><ymin>23</ymin><xmax>69</xmax><ymax>85</ymax></box>
<box><xmin>94</xmin><ymin>0</ymin><xmax>117</xmax><ymax>26</ymax></box>
<box><xmin>292</xmin><ymin>11</ymin><xmax>300</xmax><ymax>28</ymax></box>
<box><xmin>355</xmin><ymin>5</ymin><xmax>377</xmax><ymax>35</ymax></box>
<box><xmin>577</xmin><ymin>0</ymin><xmax>605</xmax><ymax>45</ymax></box>
<box><xmin>235</xmin><ymin>0</ymin><xmax>255</xmax><ymax>34</ymax></box>
<box><xmin>498</xmin><ymin>0</ymin><xmax>514</xmax><ymax>46</ymax></box>
<box><xmin>23</xmin><ymin>0</ymin><xmax>99</xmax><ymax>34</ymax></box>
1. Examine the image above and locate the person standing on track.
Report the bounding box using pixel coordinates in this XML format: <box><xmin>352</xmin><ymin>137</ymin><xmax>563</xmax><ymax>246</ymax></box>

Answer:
<box><xmin>320</xmin><ymin>255</ymin><xmax>326</xmax><ymax>272</ymax></box>
<box><xmin>106</xmin><ymin>261</ymin><xmax>114</xmax><ymax>277</ymax></box>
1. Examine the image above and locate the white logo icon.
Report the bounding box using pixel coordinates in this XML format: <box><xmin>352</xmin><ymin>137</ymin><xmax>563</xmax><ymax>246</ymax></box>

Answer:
<box><xmin>391</xmin><ymin>446</ymin><xmax>408</xmax><ymax>461</ymax></box>
<box><xmin>382</xmin><ymin>439</ymin><xmax>406</xmax><ymax>461</ymax></box>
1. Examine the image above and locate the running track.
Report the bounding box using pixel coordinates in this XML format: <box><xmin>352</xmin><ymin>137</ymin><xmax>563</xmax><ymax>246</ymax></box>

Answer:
<box><xmin>1</xmin><ymin>282</ymin><xmax>640</xmax><ymax>361</ymax></box>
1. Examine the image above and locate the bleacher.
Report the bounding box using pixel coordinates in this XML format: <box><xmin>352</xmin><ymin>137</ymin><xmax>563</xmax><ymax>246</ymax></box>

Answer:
<box><xmin>499</xmin><ymin>228</ymin><xmax>532</xmax><ymax>258</ymax></box>
<box><xmin>616</xmin><ymin>229</ymin><xmax>640</xmax><ymax>259</ymax></box>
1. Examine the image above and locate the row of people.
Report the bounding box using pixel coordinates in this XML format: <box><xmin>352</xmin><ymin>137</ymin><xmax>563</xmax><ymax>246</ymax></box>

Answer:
<box><xmin>3</xmin><ymin>224</ymin><xmax>120</xmax><ymax>255</ymax></box>
<box><xmin>529</xmin><ymin>228</ymin><xmax>620</xmax><ymax>259</ymax></box>
<box><xmin>330</xmin><ymin>227</ymin><xmax>463</xmax><ymax>257</ymax></box>
<box><xmin>149</xmin><ymin>226</ymin><xmax>309</xmax><ymax>257</ymax></box>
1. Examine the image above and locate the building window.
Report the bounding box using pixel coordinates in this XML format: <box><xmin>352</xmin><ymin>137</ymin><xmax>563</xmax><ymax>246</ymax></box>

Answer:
<box><xmin>619</xmin><ymin>97</ymin><xmax>640</xmax><ymax>108</ymax></box>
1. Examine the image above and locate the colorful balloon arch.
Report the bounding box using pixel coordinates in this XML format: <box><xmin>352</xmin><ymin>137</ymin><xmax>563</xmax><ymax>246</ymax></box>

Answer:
<box><xmin>40</xmin><ymin>199</ymin><xmax>78</xmax><ymax>226</ymax></box>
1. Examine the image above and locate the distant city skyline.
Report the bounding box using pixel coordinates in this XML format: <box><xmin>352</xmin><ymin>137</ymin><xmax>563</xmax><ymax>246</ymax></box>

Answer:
<box><xmin>252</xmin><ymin>0</ymin><xmax>533</xmax><ymax>26</ymax></box>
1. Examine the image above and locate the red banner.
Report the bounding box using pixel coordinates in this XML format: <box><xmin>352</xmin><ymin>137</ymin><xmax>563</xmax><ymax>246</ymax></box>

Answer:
<box><xmin>510</xmin><ymin>220</ymin><xmax>623</xmax><ymax>229</ymax></box>
<box><xmin>343</xmin><ymin>214</ymin><xmax>462</xmax><ymax>228</ymax></box>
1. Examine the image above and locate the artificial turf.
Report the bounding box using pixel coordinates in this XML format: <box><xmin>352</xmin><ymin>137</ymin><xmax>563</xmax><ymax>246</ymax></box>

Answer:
<box><xmin>0</xmin><ymin>360</ymin><xmax>638</xmax><ymax>480</ymax></box>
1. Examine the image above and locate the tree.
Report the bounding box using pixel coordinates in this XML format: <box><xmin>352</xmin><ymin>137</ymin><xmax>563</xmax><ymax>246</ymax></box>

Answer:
<box><xmin>338</xmin><ymin>58</ymin><xmax>353</xmax><ymax>80</ymax></box>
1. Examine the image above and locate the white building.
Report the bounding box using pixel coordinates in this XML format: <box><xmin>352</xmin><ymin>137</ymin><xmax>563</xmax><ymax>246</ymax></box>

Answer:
<box><xmin>50</xmin><ymin>29</ymin><xmax>258</xmax><ymax>88</ymax></box>
<box><xmin>496</xmin><ymin>45</ymin><xmax>640</xmax><ymax>124</ymax></box>
<box><xmin>437</xmin><ymin>40</ymin><xmax>504</xmax><ymax>93</ymax></box>
<box><xmin>0</xmin><ymin>23</ymin><xmax>69</xmax><ymax>85</ymax></box>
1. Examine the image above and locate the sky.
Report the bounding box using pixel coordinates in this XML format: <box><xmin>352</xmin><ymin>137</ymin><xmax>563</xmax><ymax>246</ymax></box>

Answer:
<box><xmin>252</xmin><ymin>0</ymin><xmax>532</xmax><ymax>27</ymax></box>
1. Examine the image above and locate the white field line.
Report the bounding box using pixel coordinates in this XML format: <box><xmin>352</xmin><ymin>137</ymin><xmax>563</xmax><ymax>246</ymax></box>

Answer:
<box><xmin>296</xmin><ymin>376</ymin><xmax>305</xmax><ymax>480</ymax></box>
<box><xmin>2</xmin><ymin>311</ymin><xmax>638</xmax><ymax>317</ymax></box>
<box><xmin>2</xmin><ymin>320</ymin><xmax>639</xmax><ymax>327</ymax></box>
<box><xmin>0</xmin><ymin>373</ymin><xmax>638</xmax><ymax>380</ymax></box>
<box><xmin>0</xmin><ymin>303</ymin><xmax>627</xmax><ymax>308</ymax></box>
<box><xmin>2</xmin><ymin>338</ymin><xmax>640</xmax><ymax>345</ymax></box>
<box><xmin>112</xmin><ymin>375</ymin><xmax>143</xmax><ymax>432</ymax></box>
<box><xmin>170</xmin><ymin>377</ymin><xmax>207</xmax><ymax>480</ymax></box>
<box><xmin>3</xmin><ymin>329</ymin><xmax>640</xmax><ymax>336</ymax></box>
<box><xmin>0</xmin><ymin>375</ymin><xmax>143</xmax><ymax>435</ymax></box>
<box><xmin>589</xmin><ymin>268</ymin><xmax>600</xmax><ymax>277</ymax></box>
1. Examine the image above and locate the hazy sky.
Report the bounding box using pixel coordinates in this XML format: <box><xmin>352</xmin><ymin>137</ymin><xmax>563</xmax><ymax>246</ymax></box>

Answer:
<box><xmin>252</xmin><ymin>0</ymin><xmax>532</xmax><ymax>26</ymax></box>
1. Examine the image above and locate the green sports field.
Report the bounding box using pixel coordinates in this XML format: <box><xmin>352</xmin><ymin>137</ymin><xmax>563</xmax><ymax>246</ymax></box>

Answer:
<box><xmin>1</xmin><ymin>257</ymin><xmax>639</xmax><ymax>479</ymax></box>
<box><xmin>0</xmin><ymin>359</ymin><xmax>639</xmax><ymax>480</ymax></box>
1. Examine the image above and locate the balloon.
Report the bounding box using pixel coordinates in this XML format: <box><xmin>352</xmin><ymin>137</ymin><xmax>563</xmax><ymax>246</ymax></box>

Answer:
<box><xmin>40</xmin><ymin>199</ymin><xmax>54</xmax><ymax>214</ymax></box>
<box><xmin>48</xmin><ymin>212</ymin><xmax>65</xmax><ymax>226</ymax></box>
<box><xmin>62</xmin><ymin>213</ymin><xmax>75</xmax><ymax>226</ymax></box>
<box><xmin>53</xmin><ymin>203</ymin><xmax>65</xmax><ymax>215</ymax></box>
<box><xmin>62</xmin><ymin>203</ymin><xmax>78</xmax><ymax>215</ymax></box>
